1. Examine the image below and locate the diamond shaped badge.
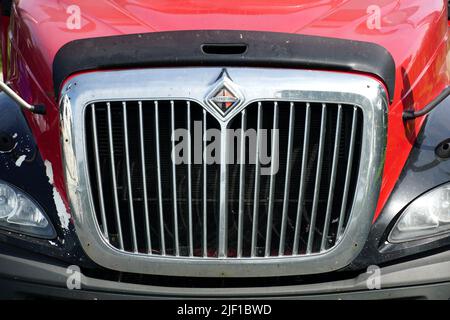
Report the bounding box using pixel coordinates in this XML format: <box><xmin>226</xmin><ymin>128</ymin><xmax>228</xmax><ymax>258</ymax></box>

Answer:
<box><xmin>206</xmin><ymin>69</ymin><xmax>243</xmax><ymax>117</ymax></box>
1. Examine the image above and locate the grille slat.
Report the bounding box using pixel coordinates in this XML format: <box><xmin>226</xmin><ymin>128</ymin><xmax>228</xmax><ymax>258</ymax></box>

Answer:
<box><xmin>337</xmin><ymin>106</ymin><xmax>358</xmax><ymax>240</ymax></box>
<box><xmin>170</xmin><ymin>101</ymin><xmax>180</xmax><ymax>256</ymax></box>
<box><xmin>86</xmin><ymin>99</ymin><xmax>362</xmax><ymax>259</ymax></box>
<box><xmin>237</xmin><ymin>109</ymin><xmax>246</xmax><ymax>258</ymax></box>
<box><xmin>321</xmin><ymin>104</ymin><xmax>342</xmax><ymax>252</ymax></box>
<box><xmin>264</xmin><ymin>102</ymin><xmax>279</xmax><ymax>257</ymax></box>
<box><xmin>106</xmin><ymin>102</ymin><xmax>124</xmax><ymax>250</ymax></box>
<box><xmin>186</xmin><ymin>101</ymin><xmax>194</xmax><ymax>257</ymax></box>
<box><xmin>154</xmin><ymin>101</ymin><xmax>166</xmax><ymax>255</ymax></box>
<box><xmin>138</xmin><ymin>101</ymin><xmax>152</xmax><ymax>254</ymax></box>
<box><xmin>202</xmin><ymin>109</ymin><xmax>208</xmax><ymax>257</ymax></box>
<box><xmin>307</xmin><ymin>103</ymin><xmax>327</xmax><ymax>254</ymax></box>
<box><xmin>123</xmin><ymin>101</ymin><xmax>138</xmax><ymax>253</ymax></box>
<box><xmin>218</xmin><ymin>117</ymin><xmax>229</xmax><ymax>258</ymax></box>
<box><xmin>279</xmin><ymin>102</ymin><xmax>295</xmax><ymax>255</ymax></box>
<box><xmin>292</xmin><ymin>102</ymin><xmax>310</xmax><ymax>255</ymax></box>
<box><xmin>91</xmin><ymin>104</ymin><xmax>109</xmax><ymax>240</ymax></box>
<box><xmin>251</xmin><ymin>102</ymin><xmax>263</xmax><ymax>257</ymax></box>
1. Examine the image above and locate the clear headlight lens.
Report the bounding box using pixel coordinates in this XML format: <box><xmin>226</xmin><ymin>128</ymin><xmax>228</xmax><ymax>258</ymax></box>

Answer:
<box><xmin>0</xmin><ymin>184</ymin><xmax>17</xmax><ymax>218</ymax></box>
<box><xmin>0</xmin><ymin>181</ymin><xmax>55</xmax><ymax>238</ymax></box>
<box><xmin>389</xmin><ymin>183</ymin><xmax>450</xmax><ymax>243</ymax></box>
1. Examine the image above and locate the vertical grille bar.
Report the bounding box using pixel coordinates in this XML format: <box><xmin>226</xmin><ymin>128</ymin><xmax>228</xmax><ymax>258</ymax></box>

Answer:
<box><xmin>237</xmin><ymin>110</ymin><xmax>246</xmax><ymax>258</ymax></box>
<box><xmin>264</xmin><ymin>102</ymin><xmax>279</xmax><ymax>257</ymax></box>
<box><xmin>91</xmin><ymin>104</ymin><xmax>109</xmax><ymax>240</ymax></box>
<box><xmin>202</xmin><ymin>109</ymin><xmax>208</xmax><ymax>257</ymax></box>
<box><xmin>170</xmin><ymin>101</ymin><xmax>179</xmax><ymax>256</ymax></box>
<box><xmin>154</xmin><ymin>101</ymin><xmax>166</xmax><ymax>255</ymax></box>
<box><xmin>251</xmin><ymin>102</ymin><xmax>263</xmax><ymax>257</ymax></box>
<box><xmin>107</xmin><ymin>102</ymin><xmax>124</xmax><ymax>250</ymax></box>
<box><xmin>321</xmin><ymin>104</ymin><xmax>342</xmax><ymax>252</ymax></box>
<box><xmin>337</xmin><ymin>106</ymin><xmax>358</xmax><ymax>239</ymax></box>
<box><xmin>306</xmin><ymin>103</ymin><xmax>327</xmax><ymax>254</ymax></box>
<box><xmin>187</xmin><ymin>101</ymin><xmax>194</xmax><ymax>257</ymax></box>
<box><xmin>293</xmin><ymin>102</ymin><xmax>311</xmax><ymax>255</ymax></box>
<box><xmin>123</xmin><ymin>102</ymin><xmax>138</xmax><ymax>253</ymax></box>
<box><xmin>139</xmin><ymin>101</ymin><xmax>152</xmax><ymax>253</ymax></box>
<box><xmin>218</xmin><ymin>122</ymin><xmax>229</xmax><ymax>258</ymax></box>
<box><xmin>278</xmin><ymin>102</ymin><xmax>295</xmax><ymax>255</ymax></box>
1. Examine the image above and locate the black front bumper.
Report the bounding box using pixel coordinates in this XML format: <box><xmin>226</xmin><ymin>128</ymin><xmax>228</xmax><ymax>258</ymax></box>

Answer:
<box><xmin>1</xmin><ymin>250</ymin><xmax>450</xmax><ymax>300</ymax></box>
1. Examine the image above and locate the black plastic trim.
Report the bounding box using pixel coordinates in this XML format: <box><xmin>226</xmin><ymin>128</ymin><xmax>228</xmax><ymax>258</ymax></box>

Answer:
<box><xmin>53</xmin><ymin>30</ymin><xmax>396</xmax><ymax>102</ymax></box>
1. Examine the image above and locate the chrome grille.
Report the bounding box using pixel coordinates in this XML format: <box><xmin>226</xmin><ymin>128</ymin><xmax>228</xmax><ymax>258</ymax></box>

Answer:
<box><xmin>85</xmin><ymin>99</ymin><xmax>362</xmax><ymax>258</ymax></box>
<box><xmin>61</xmin><ymin>67</ymin><xmax>387</xmax><ymax>277</ymax></box>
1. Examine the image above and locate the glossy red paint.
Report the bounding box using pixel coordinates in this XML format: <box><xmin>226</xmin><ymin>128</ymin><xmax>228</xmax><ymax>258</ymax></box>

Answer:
<box><xmin>2</xmin><ymin>0</ymin><xmax>449</xmax><ymax>223</ymax></box>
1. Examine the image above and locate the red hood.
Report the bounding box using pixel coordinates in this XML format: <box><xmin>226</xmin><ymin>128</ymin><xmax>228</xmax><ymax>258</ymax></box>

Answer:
<box><xmin>7</xmin><ymin>0</ymin><xmax>449</xmax><ymax>220</ymax></box>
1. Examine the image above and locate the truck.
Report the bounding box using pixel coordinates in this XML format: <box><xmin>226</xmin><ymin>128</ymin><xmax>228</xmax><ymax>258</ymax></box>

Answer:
<box><xmin>0</xmin><ymin>0</ymin><xmax>449</xmax><ymax>299</ymax></box>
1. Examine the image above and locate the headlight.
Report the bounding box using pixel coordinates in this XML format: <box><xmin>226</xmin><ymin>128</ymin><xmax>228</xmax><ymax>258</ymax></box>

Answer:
<box><xmin>0</xmin><ymin>181</ymin><xmax>56</xmax><ymax>239</ymax></box>
<box><xmin>389</xmin><ymin>182</ymin><xmax>450</xmax><ymax>243</ymax></box>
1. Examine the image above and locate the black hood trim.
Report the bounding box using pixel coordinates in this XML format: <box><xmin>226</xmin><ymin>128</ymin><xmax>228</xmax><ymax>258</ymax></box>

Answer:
<box><xmin>53</xmin><ymin>30</ymin><xmax>395</xmax><ymax>102</ymax></box>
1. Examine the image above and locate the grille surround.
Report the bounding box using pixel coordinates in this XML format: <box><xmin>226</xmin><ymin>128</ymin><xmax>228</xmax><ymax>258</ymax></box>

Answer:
<box><xmin>60</xmin><ymin>67</ymin><xmax>387</xmax><ymax>277</ymax></box>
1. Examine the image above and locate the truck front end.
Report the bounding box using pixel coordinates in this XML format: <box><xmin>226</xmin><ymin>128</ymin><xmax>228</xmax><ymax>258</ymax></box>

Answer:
<box><xmin>0</xmin><ymin>0</ymin><xmax>450</xmax><ymax>299</ymax></box>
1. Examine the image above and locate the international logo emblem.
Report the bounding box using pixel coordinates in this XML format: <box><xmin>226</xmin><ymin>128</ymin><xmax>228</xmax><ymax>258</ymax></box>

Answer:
<box><xmin>206</xmin><ymin>69</ymin><xmax>243</xmax><ymax>117</ymax></box>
